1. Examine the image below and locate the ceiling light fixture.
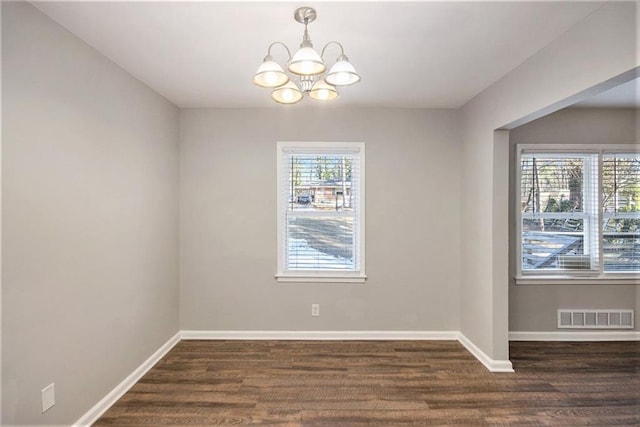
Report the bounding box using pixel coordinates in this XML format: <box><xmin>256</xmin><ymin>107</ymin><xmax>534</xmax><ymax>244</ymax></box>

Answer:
<box><xmin>252</xmin><ymin>6</ymin><xmax>361</xmax><ymax>104</ymax></box>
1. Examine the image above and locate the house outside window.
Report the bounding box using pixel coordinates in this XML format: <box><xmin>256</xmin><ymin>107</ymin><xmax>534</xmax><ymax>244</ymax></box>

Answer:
<box><xmin>516</xmin><ymin>145</ymin><xmax>639</xmax><ymax>284</ymax></box>
<box><xmin>276</xmin><ymin>142</ymin><xmax>366</xmax><ymax>283</ymax></box>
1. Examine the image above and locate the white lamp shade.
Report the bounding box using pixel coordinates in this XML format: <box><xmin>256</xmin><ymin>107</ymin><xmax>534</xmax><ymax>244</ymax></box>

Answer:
<box><xmin>325</xmin><ymin>59</ymin><xmax>361</xmax><ymax>86</ymax></box>
<box><xmin>288</xmin><ymin>47</ymin><xmax>326</xmax><ymax>76</ymax></box>
<box><xmin>271</xmin><ymin>81</ymin><xmax>303</xmax><ymax>104</ymax></box>
<box><xmin>253</xmin><ymin>60</ymin><xmax>289</xmax><ymax>88</ymax></box>
<box><xmin>308</xmin><ymin>80</ymin><xmax>339</xmax><ymax>101</ymax></box>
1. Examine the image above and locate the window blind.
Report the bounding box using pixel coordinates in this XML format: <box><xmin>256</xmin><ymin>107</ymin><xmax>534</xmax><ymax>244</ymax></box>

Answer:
<box><xmin>602</xmin><ymin>153</ymin><xmax>640</xmax><ymax>272</ymax></box>
<box><xmin>518</xmin><ymin>148</ymin><xmax>639</xmax><ymax>277</ymax></box>
<box><xmin>280</xmin><ymin>150</ymin><xmax>362</xmax><ymax>273</ymax></box>
<box><xmin>520</xmin><ymin>153</ymin><xmax>599</xmax><ymax>272</ymax></box>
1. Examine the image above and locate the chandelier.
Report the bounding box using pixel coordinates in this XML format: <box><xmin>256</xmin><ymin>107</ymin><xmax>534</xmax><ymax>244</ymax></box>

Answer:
<box><xmin>252</xmin><ymin>7</ymin><xmax>361</xmax><ymax>104</ymax></box>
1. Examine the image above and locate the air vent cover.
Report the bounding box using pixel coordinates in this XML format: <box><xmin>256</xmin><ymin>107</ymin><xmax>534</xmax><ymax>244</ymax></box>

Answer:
<box><xmin>558</xmin><ymin>310</ymin><xmax>634</xmax><ymax>329</ymax></box>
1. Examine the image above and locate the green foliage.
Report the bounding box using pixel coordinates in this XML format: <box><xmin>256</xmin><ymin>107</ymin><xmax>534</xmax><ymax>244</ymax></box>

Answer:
<box><xmin>314</xmin><ymin>156</ymin><xmax>353</xmax><ymax>181</ymax></box>
<box><xmin>544</xmin><ymin>196</ymin><xmax>577</xmax><ymax>213</ymax></box>
<box><xmin>619</xmin><ymin>183</ymin><xmax>639</xmax><ymax>212</ymax></box>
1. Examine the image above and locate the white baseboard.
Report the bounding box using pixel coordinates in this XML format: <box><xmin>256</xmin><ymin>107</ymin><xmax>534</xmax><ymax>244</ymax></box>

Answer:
<box><xmin>67</xmin><ymin>328</ymin><xmax>640</xmax><ymax>426</ymax></box>
<box><xmin>181</xmin><ymin>330</ymin><xmax>514</xmax><ymax>372</ymax></box>
<box><xmin>457</xmin><ymin>333</ymin><xmax>514</xmax><ymax>373</ymax></box>
<box><xmin>73</xmin><ymin>331</ymin><xmax>181</xmax><ymax>427</ymax></box>
<box><xmin>510</xmin><ymin>331</ymin><xmax>640</xmax><ymax>341</ymax></box>
<box><xmin>180</xmin><ymin>330</ymin><xmax>459</xmax><ymax>341</ymax></box>
<box><xmin>74</xmin><ymin>328</ymin><xmax>640</xmax><ymax>427</ymax></box>
<box><xmin>75</xmin><ymin>329</ymin><xmax>514</xmax><ymax>425</ymax></box>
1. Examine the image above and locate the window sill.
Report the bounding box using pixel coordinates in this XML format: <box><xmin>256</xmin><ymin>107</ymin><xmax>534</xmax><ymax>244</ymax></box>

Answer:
<box><xmin>276</xmin><ymin>273</ymin><xmax>367</xmax><ymax>284</ymax></box>
<box><xmin>515</xmin><ymin>275</ymin><xmax>639</xmax><ymax>285</ymax></box>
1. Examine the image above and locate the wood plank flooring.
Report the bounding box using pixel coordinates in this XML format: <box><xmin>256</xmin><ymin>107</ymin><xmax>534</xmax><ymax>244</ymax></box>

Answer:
<box><xmin>94</xmin><ymin>340</ymin><xmax>640</xmax><ymax>426</ymax></box>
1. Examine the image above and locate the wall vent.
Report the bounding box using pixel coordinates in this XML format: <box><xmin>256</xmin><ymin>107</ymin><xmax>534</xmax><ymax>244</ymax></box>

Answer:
<box><xmin>558</xmin><ymin>309</ymin><xmax>634</xmax><ymax>329</ymax></box>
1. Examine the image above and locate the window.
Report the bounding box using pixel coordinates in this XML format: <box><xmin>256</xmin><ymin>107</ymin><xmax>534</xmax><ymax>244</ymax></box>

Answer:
<box><xmin>276</xmin><ymin>142</ymin><xmax>365</xmax><ymax>283</ymax></box>
<box><xmin>517</xmin><ymin>145</ymin><xmax>639</xmax><ymax>283</ymax></box>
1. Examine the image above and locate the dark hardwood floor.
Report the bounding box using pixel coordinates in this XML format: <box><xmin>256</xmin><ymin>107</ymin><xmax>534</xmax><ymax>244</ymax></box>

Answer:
<box><xmin>94</xmin><ymin>340</ymin><xmax>640</xmax><ymax>426</ymax></box>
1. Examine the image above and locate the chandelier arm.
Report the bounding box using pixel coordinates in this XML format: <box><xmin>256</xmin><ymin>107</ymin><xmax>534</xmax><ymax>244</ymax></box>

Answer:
<box><xmin>320</xmin><ymin>41</ymin><xmax>345</xmax><ymax>61</ymax></box>
<box><xmin>266</xmin><ymin>41</ymin><xmax>292</xmax><ymax>61</ymax></box>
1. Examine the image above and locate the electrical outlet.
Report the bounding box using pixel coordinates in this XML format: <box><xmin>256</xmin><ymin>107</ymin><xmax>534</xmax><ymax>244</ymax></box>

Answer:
<box><xmin>312</xmin><ymin>304</ymin><xmax>320</xmax><ymax>317</ymax></box>
<box><xmin>41</xmin><ymin>383</ymin><xmax>55</xmax><ymax>413</ymax></box>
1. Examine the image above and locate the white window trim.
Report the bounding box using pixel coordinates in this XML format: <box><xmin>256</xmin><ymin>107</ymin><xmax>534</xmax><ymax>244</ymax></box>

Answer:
<box><xmin>276</xmin><ymin>141</ymin><xmax>366</xmax><ymax>283</ymax></box>
<box><xmin>515</xmin><ymin>144</ymin><xmax>640</xmax><ymax>285</ymax></box>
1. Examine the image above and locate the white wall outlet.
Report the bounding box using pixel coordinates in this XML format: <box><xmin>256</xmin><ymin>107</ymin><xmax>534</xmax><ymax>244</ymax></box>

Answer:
<box><xmin>311</xmin><ymin>303</ymin><xmax>320</xmax><ymax>317</ymax></box>
<box><xmin>41</xmin><ymin>383</ymin><xmax>55</xmax><ymax>413</ymax></box>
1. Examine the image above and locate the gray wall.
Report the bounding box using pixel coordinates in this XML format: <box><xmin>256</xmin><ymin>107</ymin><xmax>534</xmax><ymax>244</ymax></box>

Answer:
<box><xmin>2</xmin><ymin>3</ymin><xmax>180</xmax><ymax>425</ymax></box>
<box><xmin>179</xmin><ymin>108</ymin><xmax>461</xmax><ymax>332</ymax></box>
<box><xmin>460</xmin><ymin>2</ymin><xmax>638</xmax><ymax>361</ymax></box>
<box><xmin>1</xmin><ymin>1</ymin><xmax>638</xmax><ymax>424</ymax></box>
<box><xmin>509</xmin><ymin>108</ymin><xmax>639</xmax><ymax>332</ymax></box>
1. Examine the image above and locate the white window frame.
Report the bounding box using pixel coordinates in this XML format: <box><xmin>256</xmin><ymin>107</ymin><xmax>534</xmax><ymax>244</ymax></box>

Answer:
<box><xmin>515</xmin><ymin>144</ymin><xmax>640</xmax><ymax>285</ymax></box>
<box><xmin>276</xmin><ymin>141</ymin><xmax>366</xmax><ymax>283</ymax></box>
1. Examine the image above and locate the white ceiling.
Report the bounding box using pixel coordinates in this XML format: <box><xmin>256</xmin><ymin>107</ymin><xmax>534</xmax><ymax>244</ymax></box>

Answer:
<box><xmin>33</xmin><ymin>1</ymin><xmax>605</xmax><ymax>109</ymax></box>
